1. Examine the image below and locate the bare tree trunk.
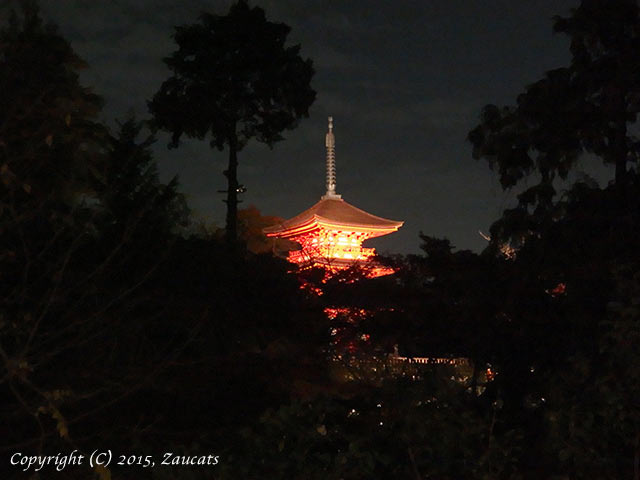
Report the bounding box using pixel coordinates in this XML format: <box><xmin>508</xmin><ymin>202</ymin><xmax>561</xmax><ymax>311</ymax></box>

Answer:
<box><xmin>224</xmin><ymin>131</ymin><xmax>239</xmax><ymax>245</ymax></box>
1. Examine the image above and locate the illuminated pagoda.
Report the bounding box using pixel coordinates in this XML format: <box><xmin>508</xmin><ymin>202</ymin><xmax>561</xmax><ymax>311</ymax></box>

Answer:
<box><xmin>264</xmin><ymin>117</ymin><xmax>403</xmax><ymax>277</ymax></box>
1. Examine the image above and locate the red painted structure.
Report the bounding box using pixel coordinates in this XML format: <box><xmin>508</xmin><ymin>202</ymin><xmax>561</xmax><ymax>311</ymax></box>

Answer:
<box><xmin>264</xmin><ymin>117</ymin><xmax>402</xmax><ymax>277</ymax></box>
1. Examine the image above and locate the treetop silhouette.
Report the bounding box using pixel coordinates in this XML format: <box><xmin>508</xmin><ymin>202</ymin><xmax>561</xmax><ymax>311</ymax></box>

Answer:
<box><xmin>149</xmin><ymin>0</ymin><xmax>316</xmax><ymax>244</ymax></box>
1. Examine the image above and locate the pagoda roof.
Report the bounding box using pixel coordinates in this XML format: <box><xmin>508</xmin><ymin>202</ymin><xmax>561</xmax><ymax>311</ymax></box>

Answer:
<box><xmin>264</xmin><ymin>197</ymin><xmax>403</xmax><ymax>237</ymax></box>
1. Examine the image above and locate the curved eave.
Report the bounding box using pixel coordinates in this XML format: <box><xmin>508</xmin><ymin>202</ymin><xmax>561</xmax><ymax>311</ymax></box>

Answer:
<box><xmin>264</xmin><ymin>217</ymin><xmax>318</xmax><ymax>238</ymax></box>
<box><xmin>314</xmin><ymin>216</ymin><xmax>403</xmax><ymax>238</ymax></box>
<box><xmin>265</xmin><ymin>215</ymin><xmax>403</xmax><ymax>239</ymax></box>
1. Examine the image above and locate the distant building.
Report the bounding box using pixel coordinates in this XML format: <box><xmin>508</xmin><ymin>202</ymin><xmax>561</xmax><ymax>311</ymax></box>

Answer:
<box><xmin>263</xmin><ymin>117</ymin><xmax>403</xmax><ymax>277</ymax></box>
<box><xmin>263</xmin><ymin>118</ymin><xmax>475</xmax><ymax>383</ymax></box>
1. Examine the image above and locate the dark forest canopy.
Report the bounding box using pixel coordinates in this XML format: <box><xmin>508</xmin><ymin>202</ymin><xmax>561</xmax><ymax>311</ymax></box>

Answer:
<box><xmin>469</xmin><ymin>0</ymin><xmax>640</xmax><ymax>245</ymax></box>
<box><xmin>0</xmin><ymin>1</ymin><xmax>639</xmax><ymax>479</ymax></box>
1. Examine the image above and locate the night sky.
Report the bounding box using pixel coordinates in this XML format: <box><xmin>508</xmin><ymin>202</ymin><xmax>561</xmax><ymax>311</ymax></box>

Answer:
<box><xmin>32</xmin><ymin>0</ymin><xmax>581</xmax><ymax>254</ymax></box>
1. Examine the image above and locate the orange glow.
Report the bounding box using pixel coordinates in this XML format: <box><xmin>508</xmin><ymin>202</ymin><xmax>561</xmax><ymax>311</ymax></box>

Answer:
<box><xmin>268</xmin><ymin>224</ymin><xmax>395</xmax><ymax>278</ymax></box>
<box><xmin>479</xmin><ymin>230</ymin><xmax>517</xmax><ymax>259</ymax></box>
<box><xmin>324</xmin><ymin>307</ymin><xmax>368</xmax><ymax>320</ymax></box>
<box><xmin>264</xmin><ymin>118</ymin><xmax>402</xmax><ymax>278</ymax></box>
<box><xmin>547</xmin><ymin>282</ymin><xmax>566</xmax><ymax>297</ymax></box>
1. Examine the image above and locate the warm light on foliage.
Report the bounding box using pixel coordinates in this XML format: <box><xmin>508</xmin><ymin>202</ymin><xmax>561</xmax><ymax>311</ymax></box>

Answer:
<box><xmin>547</xmin><ymin>282</ymin><xmax>566</xmax><ymax>297</ymax></box>
<box><xmin>479</xmin><ymin>230</ymin><xmax>516</xmax><ymax>259</ymax></box>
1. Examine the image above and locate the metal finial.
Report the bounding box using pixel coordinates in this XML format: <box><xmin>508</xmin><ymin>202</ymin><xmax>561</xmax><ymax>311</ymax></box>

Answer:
<box><xmin>323</xmin><ymin>116</ymin><xmax>340</xmax><ymax>199</ymax></box>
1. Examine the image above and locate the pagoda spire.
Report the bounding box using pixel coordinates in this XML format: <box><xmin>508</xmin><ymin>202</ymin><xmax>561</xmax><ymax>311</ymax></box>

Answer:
<box><xmin>323</xmin><ymin>116</ymin><xmax>341</xmax><ymax>199</ymax></box>
<box><xmin>264</xmin><ymin>115</ymin><xmax>403</xmax><ymax>277</ymax></box>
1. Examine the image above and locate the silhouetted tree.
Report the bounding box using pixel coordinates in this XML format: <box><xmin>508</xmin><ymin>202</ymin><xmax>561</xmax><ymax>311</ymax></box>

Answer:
<box><xmin>0</xmin><ymin>0</ymin><xmax>104</xmax><ymax>204</ymax></box>
<box><xmin>468</xmin><ymin>0</ymin><xmax>640</xmax><ymax>243</ymax></box>
<box><xmin>554</xmin><ymin>0</ymin><xmax>640</xmax><ymax>185</ymax></box>
<box><xmin>0</xmin><ymin>7</ymin><xmax>195</xmax><ymax>475</ymax></box>
<box><xmin>149</xmin><ymin>0</ymin><xmax>315</xmax><ymax>244</ymax></box>
<box><xmin>98</xmin><ymin>116</ymin><xmax>190</xmax><ymax>238</ymax></box>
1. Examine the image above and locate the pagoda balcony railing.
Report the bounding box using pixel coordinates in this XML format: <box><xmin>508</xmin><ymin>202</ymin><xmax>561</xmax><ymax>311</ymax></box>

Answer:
<box><xmin>288</xmin><ymin>247</ymin><xmax>376</xmax><ymax>264</ymax></box>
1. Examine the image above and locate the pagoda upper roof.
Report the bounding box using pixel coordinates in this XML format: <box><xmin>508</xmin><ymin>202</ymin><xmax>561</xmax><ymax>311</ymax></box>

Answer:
<box><xmin>264</xmin><ymin>197</ymin><xmax>403</xmax><ymax>237</ymax></box>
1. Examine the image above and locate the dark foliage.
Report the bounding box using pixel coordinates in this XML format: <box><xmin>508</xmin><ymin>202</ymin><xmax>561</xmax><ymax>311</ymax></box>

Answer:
<box><xmin>469</xmin><ymin>0</ymin><xmax>640</xmax><ymax>245</ymax></box>
<box><xmin>2</xmin><ymin>1</ymin><xmax>639</xmax><ymax>479</ymax></box>
<box><xmin>0</xmin><ymin>6</ymin><xmax>325</xmax><ymax>479</ymax></box>
<box><xmin>149</xmin><ymin>0</ymin><xmax>316</xmax><ymax>243</ymax></box>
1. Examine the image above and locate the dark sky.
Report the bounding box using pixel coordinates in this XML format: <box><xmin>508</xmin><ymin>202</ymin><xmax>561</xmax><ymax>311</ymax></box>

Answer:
<box><xmin>32</xmin><ymin>0</ymin><xmax>582</xmax><ymax>254</ymax></box>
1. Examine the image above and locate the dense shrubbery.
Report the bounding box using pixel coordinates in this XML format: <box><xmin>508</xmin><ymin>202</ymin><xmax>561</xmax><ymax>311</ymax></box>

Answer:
<box><xmin>1</xmin><ymin>2</ymin><xmax>638</xmax><ymax>479</ymax></box>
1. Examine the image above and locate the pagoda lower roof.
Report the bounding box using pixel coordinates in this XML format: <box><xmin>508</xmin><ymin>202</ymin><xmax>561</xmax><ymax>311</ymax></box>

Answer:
<box><xmin>263</xmin><ymin>197</ymin><xmax>403</xmax><ymax>237</ymax></box>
